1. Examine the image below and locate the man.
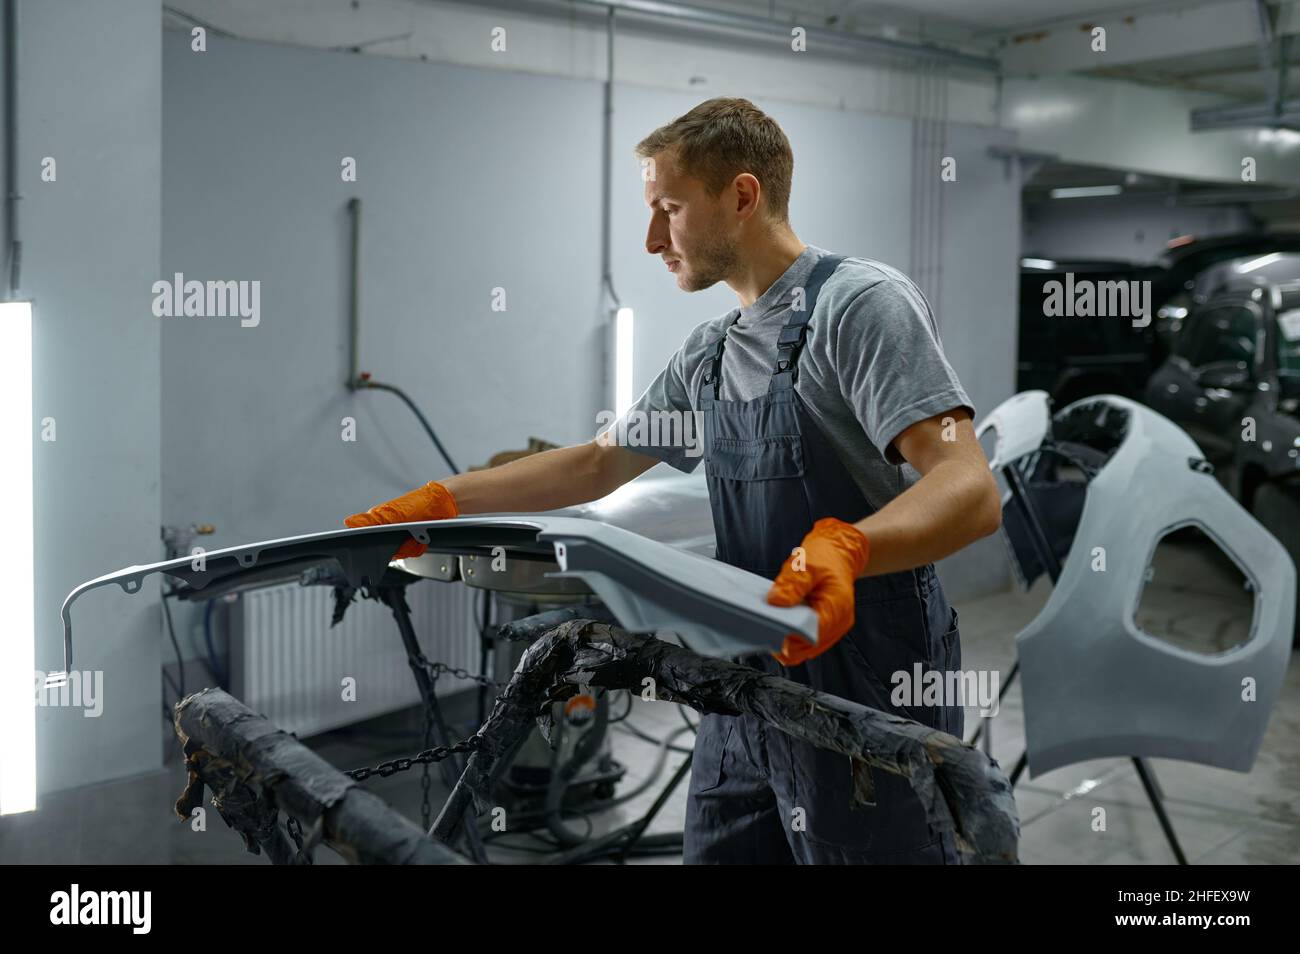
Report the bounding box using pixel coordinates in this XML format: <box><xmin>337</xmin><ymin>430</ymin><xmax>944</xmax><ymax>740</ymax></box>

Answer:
<box><xmin>346</xmin><ymin>97</ymin><xmax>1001</xmax><ymax>864</ymax></box>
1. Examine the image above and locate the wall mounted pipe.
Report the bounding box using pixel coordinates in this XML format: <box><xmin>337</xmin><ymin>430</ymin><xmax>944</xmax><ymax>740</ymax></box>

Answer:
<box><xmin>4</xmin><ymin>0</ymin><xmax>21</xmax><ymax>298</ymax></box>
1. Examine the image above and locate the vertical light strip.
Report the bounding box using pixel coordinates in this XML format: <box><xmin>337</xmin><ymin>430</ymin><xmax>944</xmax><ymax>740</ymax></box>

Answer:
<box><xmin>0</xmin><ymin>300</ymin><xmax>35</xmax><ymax>814</ymax></box>
<box><xmin>614</xmin><ymin>306</ymin><xmax>634</xmax><ymax>419</ymax></box>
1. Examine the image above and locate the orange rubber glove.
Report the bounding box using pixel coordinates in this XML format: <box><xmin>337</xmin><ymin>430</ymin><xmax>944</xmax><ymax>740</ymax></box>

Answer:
<box><xmin>766</xmin><ymin>517</ymin><xmax>871</xmax><ymax>667</ymax></box>
<box><xmin>344</xmin><ymin>481</ymin><xmax>459</xmax><ymax>561</ymax></box>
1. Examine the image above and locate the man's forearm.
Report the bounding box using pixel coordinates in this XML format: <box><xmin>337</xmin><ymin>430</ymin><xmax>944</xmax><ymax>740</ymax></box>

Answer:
<box><xmin>440</xmin><ymin>440</ymin><xmax>653</xmax><ymax>515</ymax></box>
<box><xmin>438</xmin><ymin>442</ymin><xmax>604</xmax><ymax>514</ymax></box>
<box><xmin>851</xmin><ymin>460</ymin><xmax>1001</xmax><ymax>576</ymax></box>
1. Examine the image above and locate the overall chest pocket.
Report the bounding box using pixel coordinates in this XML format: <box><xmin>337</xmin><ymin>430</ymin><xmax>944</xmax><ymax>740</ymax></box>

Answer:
<box><xmin>707</xmin><ymin>434</ymin><xmax>806</xmax><ymax>481</ymax></box>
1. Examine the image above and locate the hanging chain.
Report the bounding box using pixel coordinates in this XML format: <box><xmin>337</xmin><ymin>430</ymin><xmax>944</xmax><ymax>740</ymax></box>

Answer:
<box><xmin>279</xmin><ymin>717</ymin><xmax>483</xmax><ymax>868</ymax></box>
<box><xmin>343</xmin><ymin>735</ymin><xmax>482</xmax><ymax>782</ymax></box>
<box><xmin>394</xmin><ymin>621</ymin><xmax>507</xmax><ymax>693</ymax></box>
<box><xmin>403</xmin><ymin>649</ymin><xmax>506</xmax><ymax>827</ymax></box>
<box><xmin>275</xmin><ymin>599</ymin><xmax>506</xmax><ymax>857</ymax></box>
<box><xmin>423</xmin><ymin>659</ymin><xmax>505</xmax><ymax>692</ymax></box>
<box><xmin>332</xmin><ymin>640</ymin><xmax>505</xmax><ymax>785</ymax></box>
<box><xmin>285</xmin><ymin>814</ymin><xmax>310</xmax><ymax>865</ymax></box>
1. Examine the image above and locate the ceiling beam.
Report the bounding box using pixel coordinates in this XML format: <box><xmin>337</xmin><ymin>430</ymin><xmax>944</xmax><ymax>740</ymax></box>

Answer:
<box><xmin>536</xmin><ymin>0</ymin><xmax>999</xmax><ymax>71</ymax></box>
<box><xmin>998</xmin><ymin>0</ymin><xmax>1273</xmax><ymax>77</ymax></box>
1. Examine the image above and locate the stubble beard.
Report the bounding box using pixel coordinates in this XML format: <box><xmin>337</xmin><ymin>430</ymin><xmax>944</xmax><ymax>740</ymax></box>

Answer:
<box><xmin>679</xmin><ymin>219</ymin><xmax>739</xmax><ymax>292</ymax></box>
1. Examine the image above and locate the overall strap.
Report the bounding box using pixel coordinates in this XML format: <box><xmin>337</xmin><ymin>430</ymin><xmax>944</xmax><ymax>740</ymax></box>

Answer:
<box><xmin>701</xmin><ymin>309</ymin><xmax>741</xmax><ymax>400</ymax></box>
<box><xmin>769</xmin><ymin>253</ymin><xmax>846</xmax><ymax>392</ymax></box>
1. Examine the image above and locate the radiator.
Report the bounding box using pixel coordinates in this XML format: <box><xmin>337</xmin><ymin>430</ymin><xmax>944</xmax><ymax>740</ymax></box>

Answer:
<box><xmin>229</xmin><ymin>580</ymin><xmax>481</xmax><ymax>738</ymax></box>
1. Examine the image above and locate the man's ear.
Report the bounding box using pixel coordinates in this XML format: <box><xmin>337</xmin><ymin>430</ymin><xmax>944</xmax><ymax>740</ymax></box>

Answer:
<box><xmin>732</xmin><ymin>172</ymin><xmax>762</xmax><ymax>220</ymax></box>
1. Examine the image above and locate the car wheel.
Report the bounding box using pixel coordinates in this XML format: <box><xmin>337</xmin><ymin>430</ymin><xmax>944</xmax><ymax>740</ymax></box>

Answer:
<box><xmin>1251</xmin><ymin>482</ymin><xmax>1300</xmax><ymax>646</ymax></box>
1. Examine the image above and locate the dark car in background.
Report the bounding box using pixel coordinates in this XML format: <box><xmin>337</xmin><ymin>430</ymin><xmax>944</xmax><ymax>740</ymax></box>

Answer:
<box><xmin>1018</xmin><ymin>232</ymin><xmax>1300</xmax><ymax>408</ymax></box>
<box><xmin>1145</xmin><ymin>259</ymin><xmax>1300</xmax><ymax>498</ymax></box>
<box><xmin>1017</xmin><ymin>258</ymin><xmax>1165</xmax><ymax>407</ymax></box>
<box><xmin>1145</xmin><ymin>262</ymin><xmax>1300</xmax><ymax>638</ymax></box>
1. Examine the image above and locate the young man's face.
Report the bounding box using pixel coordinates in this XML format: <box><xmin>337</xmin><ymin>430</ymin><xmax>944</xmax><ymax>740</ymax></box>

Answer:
<box><xmin>643</xmin><ymin>149</ymin><xmax>739</xmax><ymax>292</ymax></box>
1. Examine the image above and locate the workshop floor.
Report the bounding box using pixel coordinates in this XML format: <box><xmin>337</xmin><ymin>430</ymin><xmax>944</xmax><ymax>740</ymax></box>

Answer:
<box><xmin>3</xmin><ymin>534</ymin><xmax>1296</xmax><ymax>865</ymax></box>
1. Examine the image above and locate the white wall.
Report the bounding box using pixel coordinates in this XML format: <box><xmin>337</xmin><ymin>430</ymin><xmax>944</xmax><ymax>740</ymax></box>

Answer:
<box><xmin>161</xmin><ymin>32</ymin><xmax>607</xmax><ymax>549</ymax></box>
<box><xmin>935</xmin><ymin>122</ymin><xmax>1021</xmax><ymax>599</ymax></box>
<box><xmin>8</xmin><ymin>0</ymin><xmax>163</xmax><ymax>795</ymax></box>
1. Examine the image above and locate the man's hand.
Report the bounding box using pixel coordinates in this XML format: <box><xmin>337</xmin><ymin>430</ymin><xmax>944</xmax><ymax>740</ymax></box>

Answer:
<box><xmin>766</xmin><ymin>517</ymin><xmax>871</xmax><ymax>666</ymax></box>
<box><xmin>344</xmin><ymin>481</ymin><xmax>459</xmax><ymax>560</ymax></box>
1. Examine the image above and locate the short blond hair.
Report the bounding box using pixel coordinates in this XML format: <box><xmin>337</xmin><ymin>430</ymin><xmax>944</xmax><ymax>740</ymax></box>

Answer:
<box><xmin>635</xmin><ymin>97</ymin><xmax>794</xmax><ymax>224</ymax></box>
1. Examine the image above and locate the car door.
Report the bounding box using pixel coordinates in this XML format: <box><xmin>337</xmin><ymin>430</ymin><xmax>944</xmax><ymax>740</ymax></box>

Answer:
<box><xmin>1148</xmin><ymin>297</ymin><xmax>1263</xmax><ymax>460</ymax></box>
<box><xmin>1146</xmin><ymin>302</ymin><xmax>1217</xmax><ymax>428</ymax></box>
<box><xmin>1262</xmin><ymin>303</ymin><xmax>1300</xmax><ymax>482</ymax></box>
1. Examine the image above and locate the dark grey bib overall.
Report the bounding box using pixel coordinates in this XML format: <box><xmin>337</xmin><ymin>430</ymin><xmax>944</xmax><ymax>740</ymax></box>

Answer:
<box><xmin>683</xmin><ymin>253</ymin><xmax>964</xmax><ymax>864</ymax></box>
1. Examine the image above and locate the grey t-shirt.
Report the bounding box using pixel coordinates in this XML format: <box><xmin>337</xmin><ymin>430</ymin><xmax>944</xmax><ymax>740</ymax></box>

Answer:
<box><xmin>608</xmin><ymin>244</ymin><xmax>974</xmax><ymax>511</ymax></box>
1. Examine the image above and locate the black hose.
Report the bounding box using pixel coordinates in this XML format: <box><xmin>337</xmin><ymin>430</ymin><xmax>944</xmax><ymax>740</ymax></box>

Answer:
<box><xmin>161</xmin><ymin>590</ymin><xmax>186</xmax><ymax>700</ymax></box>
<box><xmin>607</xmin><ymin>688</ymin><xmax>633</xmax><ymax>723</ymax></box>
<box><xmin>544</xmin><ymin>694</ymin><xmax>611</xmax><ymax>848</ymax></box>
<box><xmin>361</xmin><ymin>379</ymin><xmax>460</xmax><ymax>475</ymax></box>
<box><xmin>343</xmin><ymin>199</ymin><xmax>460</xmax><ymax>475</ymax></box>
<box><xmin>203</xmin><ymin>598</ymin><xmax>227</xmax><ymax>691</ymax></box>
<box><xmin>615</xmin><ymin>718</ymin><xmax>694</xmax><ymax>755</ymax></box>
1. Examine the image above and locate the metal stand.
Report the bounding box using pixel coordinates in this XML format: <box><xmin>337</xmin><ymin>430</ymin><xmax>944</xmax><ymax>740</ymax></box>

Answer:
<box><xmin>979</xmin><ymin>452</ymin><xmax>1189</xmax><ymax>865</ymax></box>
<box><xmin>377</xmin><ymin>580</ymin><xmax>489</xmax><ymax>864</ymax></box>
<box><xmin>431</xmin><ymin>618</ymin><xmax>1019</xmax><ymax>863</ymax></box>
<box><xmin>175</xmin><ymin>618</ymin><xmax>1019</xmax><ymax>863</ymax></box>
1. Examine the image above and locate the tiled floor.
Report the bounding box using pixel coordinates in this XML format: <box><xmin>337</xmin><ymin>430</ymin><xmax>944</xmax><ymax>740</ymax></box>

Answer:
<box><xmin>2</xmin><ymin>535</ymin><xmax>1295</xmax><ymax>864</ymax></box>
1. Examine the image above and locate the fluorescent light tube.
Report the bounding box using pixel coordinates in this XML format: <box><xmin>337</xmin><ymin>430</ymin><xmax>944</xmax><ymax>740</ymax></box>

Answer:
<box><xmin>615</xmin><ymin>307</ymin><xmax>634</xmax><ymax>419</ymax></box>
<box><xmin>0</xmin><ymin>300</ymin><xmax>35</xmax><ymax>816</ymax></box>
<box><xmin>1050</xmin><ymin>185</ymin><xmax>1122</xmax><ymax>199</ymax></box>
<box><xmin>1236</xmin><ymin>252</ymin><xmax>1284</xmax><ymax>273</ymax></box>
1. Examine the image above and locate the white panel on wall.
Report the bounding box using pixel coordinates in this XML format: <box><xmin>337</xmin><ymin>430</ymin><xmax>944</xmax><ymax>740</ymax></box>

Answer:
<box><xmin>162</xmin><ymin>32</ymin><xmax>606</xmax><ymax>551</ymax></box>
<box><xmin>24</xmin><ymin>0</ymin><xmax>163</xmax><ymax>795</ymax></box>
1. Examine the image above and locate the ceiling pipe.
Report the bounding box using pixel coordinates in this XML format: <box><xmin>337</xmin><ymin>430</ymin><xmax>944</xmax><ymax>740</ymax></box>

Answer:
<box><xmin>451</xmin><ymin>0</ymin><xmax>999</xmax><ymax>72</ymax></box>
<box><xmin>1192</xmin><ymin>0</ymin><xmax>1297</xmax><ymax>132</ymax></box>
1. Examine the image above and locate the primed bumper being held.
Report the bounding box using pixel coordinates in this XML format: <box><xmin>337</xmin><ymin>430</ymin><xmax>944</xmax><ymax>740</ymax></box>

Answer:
<box><xmin>55</xmin><ymin>474</ymin><xmax>817</xmax><ymax>681</ymax></box>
